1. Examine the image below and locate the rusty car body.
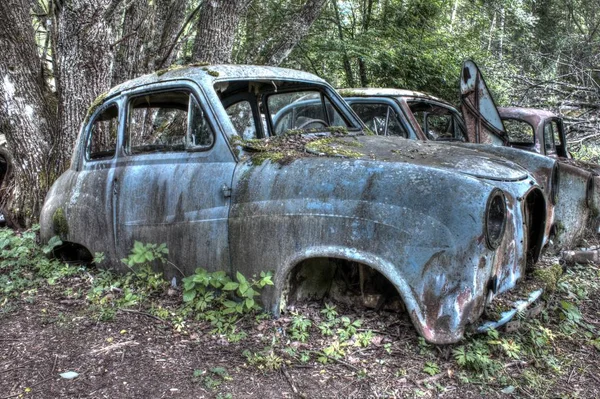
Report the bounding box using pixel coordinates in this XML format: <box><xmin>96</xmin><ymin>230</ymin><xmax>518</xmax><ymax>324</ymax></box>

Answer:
<box><xmin>41</xmin><ymin>65</ymin><xmax>545</xmax><ymax>344</ymax></box>
<box><xmin>499</xmin><ymin>106</ymin><xmax>600</xmax><ymax>235</ymax></box>
<box><xmin>339</xmin><ymin>63</ymin><xmax>596</xmax><ymax>252</ymax></box>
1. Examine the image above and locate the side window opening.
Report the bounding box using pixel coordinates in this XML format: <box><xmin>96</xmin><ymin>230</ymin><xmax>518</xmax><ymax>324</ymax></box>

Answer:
<box><xmin>87</xmin><ymin>104</ymin><xmax>118</xmax><ymax>160</ymax></box>
<box><xmin>127</xmin><ymin>91</ymin><xmax>213</xmax><ymax>155</ymax></box>
<box><xmin>226</xmin><ymin>100</ymin><xmax>257</xmax><ymax>140</ymax></box>
<box><xmin>551</xmin><ymin>120</ymin><xmax>562</xmax><ymax>146</ymax></box>
<box><xmin>504</xmin><ymin>119</ymin><xmax>535</xmax><ymax>144</ymax></box>
<box><xmin>408</xmin><ymin>101</ymin><xmax>465</xmax><ymax>141</ymax></box>
<box><xmin>544</xmin><ymin>122</ymin><xmax>556</xmax><ymax>153</ymax></box>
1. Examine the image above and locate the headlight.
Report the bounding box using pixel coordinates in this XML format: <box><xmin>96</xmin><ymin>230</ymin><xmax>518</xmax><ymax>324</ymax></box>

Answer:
<box><xmin>485</xmin><ymin>189</ymin><xmax>507</xmax><ymax>250</ymax></box>
<box><xmin>550</xmin><ymin>163</ymin><xmax>559</xmax><ymax>205</ymax></box>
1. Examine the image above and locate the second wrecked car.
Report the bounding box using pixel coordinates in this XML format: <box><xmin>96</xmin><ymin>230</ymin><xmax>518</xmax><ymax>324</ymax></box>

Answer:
<box><xmin>41</xmin><ymin>65</ymin><xmax>545</xmax><ymax>344</ymax></box>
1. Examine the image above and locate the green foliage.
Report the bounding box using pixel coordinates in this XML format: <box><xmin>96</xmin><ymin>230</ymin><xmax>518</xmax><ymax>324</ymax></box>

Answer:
<box><xmin>0</xmin><ymin>226</ymin><xmax>75</xmax><ymax>300</ymax></box>
<box><xmin>243</xmin><ymin>348</ymin><xmax>284</xmax><ymax>371</ymax></box>
<box><xmin>289</xmin><ymin>312</ymin><xmax>312</xmax><ymax>342</ymax></box>
<box><xmin>422</xmin><ymin>361</ymin><xmax>440</xmax><ymax>376</ymax></box>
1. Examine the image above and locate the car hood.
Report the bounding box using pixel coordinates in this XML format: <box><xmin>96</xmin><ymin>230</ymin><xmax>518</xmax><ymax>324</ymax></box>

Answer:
<box><xmin>332</xmin><ymin>135</ymin><xmax>529</xmax><ymax>182</ymax></box>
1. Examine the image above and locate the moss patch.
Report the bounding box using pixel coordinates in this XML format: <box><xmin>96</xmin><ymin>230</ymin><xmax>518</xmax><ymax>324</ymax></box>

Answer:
<box><xmin>232</xmin><ymin>130</ymin><xmax>364</xmax><ymax>166</ymax></box>
<box><xmin>52</xmin><ymin>207</ymin><xmax>69</xmax><ymax>238</ymax></box>
<box><xmin>533</xmin><ymin>263</ymin><xmax>563</xmax><ymax>293</ymax></box>
<box><xmin>84</xmin><ymin>92</ymin><xmax>108</xmax><ymax>124</ymax></box>
<box><xmin>305</xmin><ymin>138</ymin><xmax>362</xmax><ymax>158</ymax></box>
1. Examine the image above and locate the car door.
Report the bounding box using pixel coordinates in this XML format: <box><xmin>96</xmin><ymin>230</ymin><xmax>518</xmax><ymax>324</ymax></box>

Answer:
<box><xmin>460</xmin><ymin>60</ymin><xmax>508</xmax><ymax>145</ymax></box>
<box><xmin>113</xmin><ymin>82</ymin><xmax>236</xmax><ymax>278</ymax></box>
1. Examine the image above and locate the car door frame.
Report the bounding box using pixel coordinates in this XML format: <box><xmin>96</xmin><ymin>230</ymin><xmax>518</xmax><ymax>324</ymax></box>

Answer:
<box><xmin>111</xmin><ymin>79</ymin><xmax>238</xmax><ymax>277</ymax></box>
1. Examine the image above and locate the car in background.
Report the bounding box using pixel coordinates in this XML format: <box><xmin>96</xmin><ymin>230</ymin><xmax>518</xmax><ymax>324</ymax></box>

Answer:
<box><xmin>339</xmin><ymin>60</ymin><xmax>596</xmax><ymax>252</ymax></box>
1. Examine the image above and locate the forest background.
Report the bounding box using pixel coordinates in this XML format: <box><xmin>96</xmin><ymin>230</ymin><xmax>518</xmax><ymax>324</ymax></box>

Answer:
<box><xmin>0</xmin><ymin>0</ymin><xmax>599</xmax><ymax>226</ymax></box>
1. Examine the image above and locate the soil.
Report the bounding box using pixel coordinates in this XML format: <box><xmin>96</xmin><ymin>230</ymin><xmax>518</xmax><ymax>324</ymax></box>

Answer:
<box><xmin>2</xmin><ymin>258</ymin><xmax>600</xmax><ymax>398</ymax></box>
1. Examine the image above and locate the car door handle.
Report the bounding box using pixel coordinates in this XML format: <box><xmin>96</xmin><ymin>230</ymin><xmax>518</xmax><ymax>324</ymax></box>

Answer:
<box><xmin>221</xmin><ymin>183</ymin><xmax>232</xmax><ymax>198</ymax></box>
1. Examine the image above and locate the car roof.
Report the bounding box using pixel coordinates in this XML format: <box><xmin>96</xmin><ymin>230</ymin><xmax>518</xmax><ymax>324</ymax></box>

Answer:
<box><xmin>498</xmin><ymin>107</ymin><xmax>558</xmax><ymax>128</ymax></box>
<box><xmin>338</xmin><ymin>88</ymin><xmax>447</xmax><ymax>104</ymax></box>
<box><xmin>106</xmin><ymin>64</ymin><xmax>328</xmax><ymax>98</ymax></box>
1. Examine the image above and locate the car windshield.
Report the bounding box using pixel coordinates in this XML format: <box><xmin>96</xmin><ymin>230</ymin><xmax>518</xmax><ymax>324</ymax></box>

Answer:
<box><xmin>216</xmin><ymin>80</ymin><xmax>353</xmax><ymax>139</ymax></box>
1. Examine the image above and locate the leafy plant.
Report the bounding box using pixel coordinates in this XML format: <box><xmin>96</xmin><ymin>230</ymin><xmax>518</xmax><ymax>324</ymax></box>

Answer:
<box><xmin>423</xmin><ymin>361</ymin><xmax>440</xmax><ymax>376</ymax></box>
<box><xmin>289</xmin><ymin>312</ymin><xmax>312</xmax><ymax>342</ymax></box>
<box><xmin>320</xmin><ymin>302</ymin><xmax>338</xmax><ymax>320</ymax></box>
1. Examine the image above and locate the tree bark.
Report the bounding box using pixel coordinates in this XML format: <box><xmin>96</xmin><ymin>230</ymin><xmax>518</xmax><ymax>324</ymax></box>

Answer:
<box><xmin>52</xmin><ymin>0</ymin><xmax>117</xmax><ymax>161</ymax></box>
<box><xmin>249</xmin><ymin>0</ymin><xmax>328</xmax><ymax>66</ymax></box>
<box><xmin>192</xmin><ymin>0</ymin><xmax>252</xmax><ymax>64</ymax></box>
<box><xmin>0</xmin><ymin>0</ymin><xmax>59</xmax><ymax>226</ymax></box>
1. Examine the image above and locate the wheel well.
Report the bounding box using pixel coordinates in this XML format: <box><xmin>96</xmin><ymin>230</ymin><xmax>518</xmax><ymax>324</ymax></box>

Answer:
<box><xmin>281</xmin><ymin>257</ymin><xmax>406</xmax><ymax>313</ymax></box>
<box><xmin>52</xmin><ymin>242</ymin><xmax>93</xmax><ymax>264</ymax></box>
<box><xmin>525</xmin><ymin>187</ymin><xmax>546</xmax><ymax>265</ymax></box>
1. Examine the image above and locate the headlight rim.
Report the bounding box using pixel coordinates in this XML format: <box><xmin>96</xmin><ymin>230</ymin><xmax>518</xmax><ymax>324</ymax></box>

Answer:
<box><xmin>485</xmin><ymin>188</ymin><xmax>507</xmax><ymax>250</ymax></box>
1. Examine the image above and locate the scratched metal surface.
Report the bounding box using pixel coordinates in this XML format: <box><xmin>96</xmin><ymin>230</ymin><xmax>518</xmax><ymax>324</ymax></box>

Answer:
<box><xmin>342</xmin><ymin>88</ymin><xmax>595</xmax><ymax>252</ymax></box>
<box><xmin>40</xmin><ymin>65</ymin><xmax>543</xmax><ymax>344</ymax></box>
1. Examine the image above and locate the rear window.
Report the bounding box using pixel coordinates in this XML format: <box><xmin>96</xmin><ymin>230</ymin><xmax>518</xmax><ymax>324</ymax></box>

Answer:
<box><xmin>504</xmin><ymin>119</ymin><xmax>534</xmax><ymax>144</ymax></box>
<box><xmin>87</xmin><ymin>104</ymin><xmax>119</xmax><ymax>160</ymax></box>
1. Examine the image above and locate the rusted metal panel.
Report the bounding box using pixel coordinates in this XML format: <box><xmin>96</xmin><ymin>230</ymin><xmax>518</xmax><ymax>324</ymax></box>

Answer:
<box><xmin>41</xmin><ymin>64</ymin><xmax>547</xmax><ymax>344</ymax></box>
<box><xmin>460</xmin><ymin>60</ymin><xmax>508</xmax><ymax>146</ymax></box>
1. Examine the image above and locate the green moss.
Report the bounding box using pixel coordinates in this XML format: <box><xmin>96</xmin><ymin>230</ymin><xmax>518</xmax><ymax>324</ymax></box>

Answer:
<box><xmin>250</xmin><ymin>152</ymin><xmax>285</xmax><ymax>166</ymax></box>
<box><xmin>305</xmin><ymin>138</ymin><xmax>362</xmax><ymax>158</ymax></box>
<box><xmin>84</xmin><ymin>92</ymin><xmax>108</xmax><ymax>124</ymax></box>
<box><xmin>364</xmin><ymin>127</ymin><xmax>376</xmax><ymax>136</ymax></box>
<box><xmin>337</xmin><ymin>89</ymin><xmax>365</xmax><ymax>97</ymax></box>
<box><xmin>533</xmin><ymin>263</ymin><xmax>563</xmax><ymax>293</ymax></box>
<box><xmin>52</xmin><ymin>208</ymin><xmax>69</xmax><ymax>238</ymax></box>
<box><xmin>201</xmin><ymin>67</ymin><xmax>220</xmax><ymax>77</ymax></box>
<box><xmin>326</xmin><ymin>126</ymin><xmax>349</xmax><ymax>135</ymax></box>
<box><xmin>189</xmin><ymin>62</ymin><xmax>210</xmax><ymax>67</ymax></box>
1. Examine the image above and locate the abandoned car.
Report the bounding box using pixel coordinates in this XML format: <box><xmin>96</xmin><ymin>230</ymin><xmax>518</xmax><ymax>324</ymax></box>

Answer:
<box><xmin>41</xmin><ymin>65</ymin><xmax>546</xmax><ymax>344</ymax></box>
<box><xmin>338</xmin><ymin>61</ymin><xmax>596</xmax><ymax>251</ymax></box>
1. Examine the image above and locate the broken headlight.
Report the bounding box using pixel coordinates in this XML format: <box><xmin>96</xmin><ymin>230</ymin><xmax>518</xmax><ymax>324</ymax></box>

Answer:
<box><xmin>485</xmin><ymin>189</ymin><xmax>507</xmax><ymax>250</ymax></box>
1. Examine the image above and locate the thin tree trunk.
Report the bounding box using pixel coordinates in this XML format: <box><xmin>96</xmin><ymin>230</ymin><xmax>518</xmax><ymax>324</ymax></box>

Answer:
<box><xmin>358</xmin><ymin>0</ymin><xmax>373</xmax><ymax>86</ymax></box>
<box><xmin>0</xmin><ymin>0</ymin><xmax>59</xmax><ymax>226</ymax></box>
<box><xmin>332</xmin><ymin>0</ymin><xmax>355</xmax><ymax>87</ymax></box>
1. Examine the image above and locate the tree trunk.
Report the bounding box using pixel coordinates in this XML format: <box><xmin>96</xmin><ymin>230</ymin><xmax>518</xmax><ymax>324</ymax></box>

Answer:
<box><xmin>0</xmin><ymin>0</ymin><xmax>59</xmax><ymax>226</ymax></box>
<box><xmin>192</xmin><ymin>0</ymin><xmax>252</xmax><ymax>64</ymax></box>
<box><xmin>332</xmin><ymin>0</ymin><xmax>355</xmax><ymax>87</ymax></box>
<box><xmin>358</xmin><ymin>0</ymin><xmax>373</xmax><ymax>87</ymax></box>
<box><xmin>249</xmin><ymin>0</ymin><xmax>328</xmax><ymax>66</ymax></box>
<box><xmin>52</xmin><ymin>0</ymin><xmax>117</xmax><ymax>162</ymax></box>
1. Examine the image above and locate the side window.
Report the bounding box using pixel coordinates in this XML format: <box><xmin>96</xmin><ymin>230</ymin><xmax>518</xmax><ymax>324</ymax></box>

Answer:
<box><xmin>504</xmin><ymin>119</ymin><xmax>534</xmax><ymax>144</ymax></box>
<box><xmin>544</xmin><ymin>121</ymin><xmax>556</xmax><ymax>153</ymax></box>
<box><xmin>408</xmin><ymin>102</ymin><xmax>464</xmax><ymax>141</ymax></box>
<box><xmin>87</xmin><ymin>104</ymin><xmax>118</xmax><ymax>160</ymax></box>
<box><xmin>226</xmin><ymin>101</ymin><xmax>257</xmax><ymax>140</ymax></box>
<box><xmin>127</xmin><ymin>91</ymin><xmax>213</xmax><ymax>155</ymax></box>
<box><xmin>426</xmin><ymin>114</ymin><xmax>452</xmax><ymax>139</ymax></box>
<box><xmin>551</xmin><ymin>120</ymin><xmax>562</xmax><ymax>146</ymax></box>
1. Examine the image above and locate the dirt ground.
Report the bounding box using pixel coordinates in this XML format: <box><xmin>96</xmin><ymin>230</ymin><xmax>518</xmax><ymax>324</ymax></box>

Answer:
<box><xmin>2</xmin><ymin>258</ymin><xmax>600</xmax><ymax>399</ymax></box>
